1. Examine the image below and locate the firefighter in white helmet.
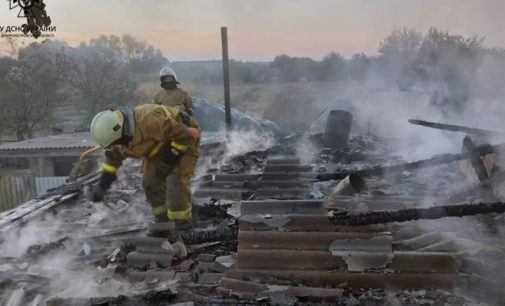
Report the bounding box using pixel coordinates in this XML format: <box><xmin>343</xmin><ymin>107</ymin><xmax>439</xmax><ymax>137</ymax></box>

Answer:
<box><xmin>88</xmin><ymin>104</ymin><xmax>200</xmax><ymax>225</ymax></box>
<box><xmin>154</xmin><ymin>66</ymin><xmax>194</xmax><ymax>118</ymax></box>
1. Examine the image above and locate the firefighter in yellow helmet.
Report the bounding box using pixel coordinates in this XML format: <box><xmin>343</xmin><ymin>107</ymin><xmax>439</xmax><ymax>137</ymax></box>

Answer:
<box><xmin>89</xmin><ymin>104</ymin><xmax>200</xmax><ymax>226</ymax></box>
<box><xmin>154</xmin><ymin>66</ymin><xmax>194</xmax><ymax>116</ymax></box>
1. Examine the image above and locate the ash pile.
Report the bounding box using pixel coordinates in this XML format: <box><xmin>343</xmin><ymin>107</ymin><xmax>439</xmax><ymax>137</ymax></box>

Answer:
<box><xmin>2</xmin><ymin>111</ymin><xmax>505</xmax><ymax>305</ymax></box>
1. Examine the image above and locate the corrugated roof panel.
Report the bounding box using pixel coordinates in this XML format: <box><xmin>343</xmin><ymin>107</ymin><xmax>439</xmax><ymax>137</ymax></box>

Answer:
<box><xmin>0</xmin><ymin>132</ymin><xmax>223</xmax><ymax>152</ymax></box>
<box><xmin>0</xmin><ymin>133</ymin><xmax>95</xmax><ymax>151</ymax></box>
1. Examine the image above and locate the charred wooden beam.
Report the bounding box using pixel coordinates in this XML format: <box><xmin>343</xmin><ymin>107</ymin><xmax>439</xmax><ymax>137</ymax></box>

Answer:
<box><xmin>178</xmin><ymin>226</ymin><xmax>238</xmax><ymax>245</ymax></box>
<box><xmin>462</xmin><ymin>136</ymin><xmax>492</xmax><ymax>181</ymax></box>
<box><xmin>328</xmin><ymin>201</ymin><xmax>505</xmax><ymax>226</ymax></box>
<box><xmin>317</xmin><ymin>143</ymin><xmax>505</xmax><ymax>181</ymax></box>
<box><xmin>408</xmin><ymin>119</ymin><xmax>504</xmax><ymax>136</ymax></box>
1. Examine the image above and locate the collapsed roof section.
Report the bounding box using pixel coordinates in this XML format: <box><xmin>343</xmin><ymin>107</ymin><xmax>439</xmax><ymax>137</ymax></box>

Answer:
<box><xmin>2</xmin><ymin>107</ymin><xmax>505</xmax><ymax>305</ymax></box>
<box><xmin>193</xmin><ymin>98</ymin><xmax>281</xmax><ymax>133</ymax></box>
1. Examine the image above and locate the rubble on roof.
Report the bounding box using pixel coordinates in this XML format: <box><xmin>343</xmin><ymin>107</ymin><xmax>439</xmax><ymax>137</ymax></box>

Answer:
<box><xmin>2</xmin><ymin>112</ymin><xmax>505</xmax><ymax>305</ymax></box>
<box><xmin>193</xmin><ymin>98</ymin><xmax>281</xmax><ymax>133</ymax></box>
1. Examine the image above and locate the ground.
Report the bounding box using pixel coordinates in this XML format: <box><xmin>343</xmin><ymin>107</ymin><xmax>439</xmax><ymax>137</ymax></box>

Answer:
<box><xmin>139</xmin><ymin>80</ymin><xmax>359</xmax><ymax>132</ymax></box>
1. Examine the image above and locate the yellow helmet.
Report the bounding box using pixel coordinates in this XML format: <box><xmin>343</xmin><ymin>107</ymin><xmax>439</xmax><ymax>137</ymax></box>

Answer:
<box><xmin>90</xmin><ymin>110</ymin><xmax>124</xmax><ymax>147</ymax></box>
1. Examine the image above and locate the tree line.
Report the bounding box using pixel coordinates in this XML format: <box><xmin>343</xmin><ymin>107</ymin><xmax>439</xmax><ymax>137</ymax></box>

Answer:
<box><xmin>0</xmin><ymin>35</ymin><xmax>168</xmax><ymax>140</ymax></box>
<box><xmin>1</xmin><ymin>28</ymin><xmax>504</xmax><ymax>140</ymax></box>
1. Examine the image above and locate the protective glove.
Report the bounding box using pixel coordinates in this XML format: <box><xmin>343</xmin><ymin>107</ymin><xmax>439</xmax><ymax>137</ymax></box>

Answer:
<box><xmin>156</xmin><ymin>146</ymin><xmax>182</xmax><ymax>176</ymax></box>
<box><xmin>91</xmin><ymin>185</ymin><xmax>106</xmax><ymax>202</ymax></box>
<box><xmin>180</xmin><ymin>110</ymin><xmax>191</xmax><ymax>126</ymax></box>
<box><xmin>187</xmin><ymin>127</ymin><xmax>201</xmax><ymax>139</ymax></box>
<box><xmin>89</xmin><ymin>172</ymin><xmax>117</xmax><ymax>202</ymax></box>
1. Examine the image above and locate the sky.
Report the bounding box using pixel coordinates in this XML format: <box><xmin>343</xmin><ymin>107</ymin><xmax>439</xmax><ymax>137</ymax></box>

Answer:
<box><xmin>1</xmin><ymin>0</ymin><xmax>505</xmax><ymax>61</ymax></box>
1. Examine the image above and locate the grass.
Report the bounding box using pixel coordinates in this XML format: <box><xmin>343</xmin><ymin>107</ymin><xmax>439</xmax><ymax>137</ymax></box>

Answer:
<box><xmin>139</xmin><ymin>80</ymin><xmax>359</xmax><ymax>132</ymax></box>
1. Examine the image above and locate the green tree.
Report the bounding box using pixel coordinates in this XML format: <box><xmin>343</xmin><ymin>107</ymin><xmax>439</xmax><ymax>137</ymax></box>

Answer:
<box><xmin>318</xmin><ymin>52</ymin><xmax>346</xmax><ymax>81</ymax></box>
<box><xmin>415</xmin><ymin>28</ymin><xmax>484</xmax><ymax>113</ymax></box>
<box><xmin>84</xmin><ymin>34</ymin><xmax>168</xmax><ymax>74</ymax></box>
<box><xmin>2</xmin><ymin>40</ymin><xmax>72</xmax><ymax>140</ymax></box>
<box><xmin>348</xmin><ymin>53</ymin><xmax>370</xmax><ymax>80</ymax></box>
<box><xmin>378</xmin><ymin>27</ymin><xmax>423</xmax><ymax>61</ymax></box>
<box><xmin>121</xmin><ymin>34</ymin><xmax>169</xmax><ymax>74</ymax></box>
<box><xmin>68</xmin><ymin>42</ymin><xmax>139</xmax><ymax>123</ymax></box>
<box><xmin>271</xmin><ymin>55</ymin><xmax>319</xmax><ymax>82</ymax></box>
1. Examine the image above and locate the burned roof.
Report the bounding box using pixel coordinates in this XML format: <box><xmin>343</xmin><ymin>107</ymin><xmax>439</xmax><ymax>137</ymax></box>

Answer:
<box><xmin>1</xmin><ymin>122</ymin><xmax>505</xmax><ymax>305</ymax></box>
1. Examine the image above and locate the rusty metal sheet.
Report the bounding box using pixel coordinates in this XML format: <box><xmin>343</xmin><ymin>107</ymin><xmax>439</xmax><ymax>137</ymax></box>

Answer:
<box><xmin>241</xmin><ymin>200</ymin><xmax>324</xmax><ymax>215</ymax></box>
<box><xmin>390</xmin><ymin>252</ymin><xmax>458</xmax><ymax>273</ymax></box>
<box><xmin>237</xmin><ymin>249</ymin><xmax>457</xmax><ymax>273</ymax></box>
<box><xmin>238</xmin><ymin>231</ymin><xmax>387</xmax><ymax>250</ymax></box>
<box><xmin>225</xmin><ymin>268</ymin><xmax>457</xmax><ymax>289</ymax></box>
<box><xmin>237</xmin><ymin>249</ymin><xmax>346</xmax><ymax>270</ymax></box>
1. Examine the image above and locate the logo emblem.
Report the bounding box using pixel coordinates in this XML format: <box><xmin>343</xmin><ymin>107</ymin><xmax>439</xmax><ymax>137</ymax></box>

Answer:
<box><xmin>8</xmin><ymin>0</ymin><xmax>51</xmax><ymax>38</ymax></box>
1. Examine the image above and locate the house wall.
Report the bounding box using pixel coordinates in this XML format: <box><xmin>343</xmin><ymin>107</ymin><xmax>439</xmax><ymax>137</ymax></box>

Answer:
<box><xmin>29</xmin><ymin>157</ymin><xmax>55</xmax><ymax>176</ymax></box>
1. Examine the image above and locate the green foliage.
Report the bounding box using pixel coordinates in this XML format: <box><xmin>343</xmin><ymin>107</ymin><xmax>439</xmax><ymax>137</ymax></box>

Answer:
<box><xmin>70</xmin><ymin>39</ymin><xmax>140</xmax><ymax>122</ymax></box>
<box><xmin>348</xmin><ymin>53</ymin><xmax>370</xmax><ymax>80</ymax></box>
<box><xmin>2</xmin><ymin>40</ymin><xmax>72</xmax><ymax>140</ymax></box>
<box><xmin>0</xmin><ymin>28</ymin><xmax>501</xmax><ymax>139</ymax></box>
<box><xmin>319</xmin><ymin>52</ymin><xmax>346</xmax><ymax>81</ymax></box>
<box><xmin>0</xmin><ymin>35</ymin><xmax>167</xmax><ymax>139</ymax></box>
<box><xmin>378</xmin><ymin>27</ymin><xmax>423</xmax><ymax>61</ymax></box>
<box><xmin>271</xmin><ymin>53</ymin><xmax>346</xmax><ymax>82</ymax></box>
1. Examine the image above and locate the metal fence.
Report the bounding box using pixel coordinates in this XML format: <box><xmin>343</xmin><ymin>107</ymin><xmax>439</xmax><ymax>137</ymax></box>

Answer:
<box><xmin>0</xmin><ymin>176</ymin><xmax>35</xmax><ymax>212</ymax></box>
<box><xmin>35</xmin><ymin>176</ymin><xmax>67</xmax><ymax>197</ymax></box>
<box><xmin>0</xmin><ymin>176</ymin><xmax>67</xmax><ymax>212</ymax></box>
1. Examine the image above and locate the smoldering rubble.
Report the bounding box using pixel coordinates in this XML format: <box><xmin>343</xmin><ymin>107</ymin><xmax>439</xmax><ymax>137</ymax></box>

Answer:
<box><xmin>2</xmin><ymin>93</ymin><xmax>505</xmax><ymax>306</ymax></box>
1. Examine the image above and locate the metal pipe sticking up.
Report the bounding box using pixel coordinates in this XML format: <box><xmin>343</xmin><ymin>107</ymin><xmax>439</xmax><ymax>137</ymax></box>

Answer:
<box><xmin>324</xmin><ymin>110</ymin><xmax>353</xmax><ymax>150</ymax></box>
<box><xmin>221</xmin><ymin>26</ymin><xmax>232</xmax><ymax>130</ymax></box>
<box><xmin>332</xmin><ymin>173</ymin><xmax>367</xmax><ymax>196</ymax></box>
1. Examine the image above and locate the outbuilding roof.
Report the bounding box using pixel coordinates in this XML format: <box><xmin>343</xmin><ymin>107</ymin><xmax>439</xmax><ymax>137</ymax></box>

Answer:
<box><xmin>0</xmin><ymin>133</ymin><xmax>94</xmax><ymax>151</ymax></box>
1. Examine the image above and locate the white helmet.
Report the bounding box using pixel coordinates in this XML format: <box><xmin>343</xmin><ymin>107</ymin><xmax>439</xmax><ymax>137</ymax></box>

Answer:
<box><xmin>90</xmin><ymin>110</ymin><xmax>124</xmax><ymax>147</ymax></box>
<box><xmin>160</xmin><ymin>66</ymin><xmax>178</xmax><ymax>82</ymax></box>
